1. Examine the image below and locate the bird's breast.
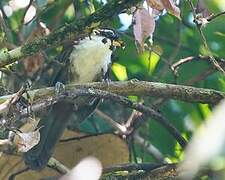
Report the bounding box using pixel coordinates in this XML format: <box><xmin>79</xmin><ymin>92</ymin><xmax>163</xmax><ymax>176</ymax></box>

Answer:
<box><xmin>69</xmin><ymin>36</ymin><xmax>112</xmax><ymax>83</ymax></box>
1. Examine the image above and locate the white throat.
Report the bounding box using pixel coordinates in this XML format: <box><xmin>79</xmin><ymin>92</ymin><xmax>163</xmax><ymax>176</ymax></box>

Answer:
<box><xmin>69</xmin><ymin>35</ymin><xmax>112</xmax><ymax>83</ymax></box>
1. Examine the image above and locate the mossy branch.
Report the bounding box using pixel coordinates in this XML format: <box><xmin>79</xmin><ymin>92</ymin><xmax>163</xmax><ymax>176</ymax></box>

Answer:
<box><xmin>0</xmin><ymin>81</ymin><xmax>223</xmax><ymax>105</ymax></box>
<box><xmin>0</xmin><ymin>0</ymin><xmax>141</xmax><ymax>67</ymax></box>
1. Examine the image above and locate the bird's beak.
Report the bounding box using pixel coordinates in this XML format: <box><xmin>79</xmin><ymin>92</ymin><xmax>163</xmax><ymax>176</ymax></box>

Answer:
<box><xmin>112</xmin><ymin>40</ymin><xmax>125</xmax><ymax>49</ymax></box>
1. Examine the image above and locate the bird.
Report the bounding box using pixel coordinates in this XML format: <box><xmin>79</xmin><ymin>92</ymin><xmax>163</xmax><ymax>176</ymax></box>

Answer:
<box><xmin>24</xmin><ymin>28</ymin><xmax>123</xmax><ymax>170</ymax></box>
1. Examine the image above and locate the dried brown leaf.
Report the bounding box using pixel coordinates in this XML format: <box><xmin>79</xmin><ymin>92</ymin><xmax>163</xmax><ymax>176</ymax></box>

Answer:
<box><xmin>147</xmin><ymin>0</ymin><xmax>164</xmax><ymax>11</ymax></box>
<box><xmin>23</xmin><ymin>53</ymin><xmax>43</xmax><ymax>77</ymax></box>
<box><xmin>196</xmin><ymin>0</ymin><xmax>212</xmax><ymax>17</ymax></box>
<box><xmin>133</xmin><ymin>8</ymin><xmax>155</xmax><ymax>50</ymax></box>
<box><xmin>23</xmin><ymin>23</ymin><xmax>50</xmax><ymax>77</ymax></box>
<box><xmin>161</xmin><ymin>0</ymin><xmax>181</xmax><ymax>19</ymax></box>
<box><xmin>16</xmin><ymin>127</ymin><xmax>41</xmax><ymax>152</ymax></box>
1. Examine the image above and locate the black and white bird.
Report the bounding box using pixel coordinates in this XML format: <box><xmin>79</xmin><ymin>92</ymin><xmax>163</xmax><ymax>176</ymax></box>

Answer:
<box><xmin>24</xmin><ymin>28</ymin><xmax>122</xmax><ymax>170</ymax></box>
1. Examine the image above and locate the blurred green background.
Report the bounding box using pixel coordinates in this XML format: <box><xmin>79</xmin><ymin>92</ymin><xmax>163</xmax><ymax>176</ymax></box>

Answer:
<box><xmin>0</xmin><ymin>0</ymin><xmax>225</xmax><ymax>166</ymax></box>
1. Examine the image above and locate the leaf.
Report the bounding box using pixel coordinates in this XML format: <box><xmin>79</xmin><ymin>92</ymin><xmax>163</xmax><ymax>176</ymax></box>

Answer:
<box><xmin>161</xmin><ymin>0</ymin><xmax>181</xmax><ymax>19</ymax></box>
<box><xmin>133</xmin><ymin>8</ymin><xmax>155</xmax><ymax>50</ymax></box>
<box><xmin>23</xmin><ymin>22</ymin><xmax>50</xmax><ymax>77</ymax></box>
<box><xmin>196</xmin><ymin>0</ymin><xmax>212</xmax><ymax>18</ymax></box>
<box><xmin>146</xmin><ymin>0</ymin><xmax>164</xmax><ymax>11</ymax></box>
<box><xmin>112</xmin><ymin>63</ymin><xmax>128</xmax><ymax>81</ymax></box>
<box><xmin>147</xmin><ymin>0</ymin><xmax>181</xmax><ymax>19</ymax></box>
<box><xmin>140</xmin><ymin>51</ymin><xmax>160</xmax><ymax>74</ymax></box>
<box><xmin>16</xmin><ymin>127</ymin><xmax>41</xmax><ymax>152</ymax></box>
<box><xmin>204</xmin><ymin>0</ymin><xmax>225</xmax><ymax>13</ymax></box>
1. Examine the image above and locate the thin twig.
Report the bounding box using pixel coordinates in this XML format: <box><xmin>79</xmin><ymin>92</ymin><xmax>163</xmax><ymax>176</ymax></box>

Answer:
<box><xmin>103</xmin><ymin>162</ymin><xmax>168</xmax><ymax>173</ymax></box>
<box><xmin>171</xmin><ymin>55</ymin><xmax>225</xmax><ymax>80</ymax></box>
<box><xmin>207</xmin><ymin>11</ymin><xmax>225</xmax><ymax>22</ymax></box>
<box><xmin>186</xmin><ymin>0</ymin><xmax>225</xmax><ymax>74</ymax></box>
<box><xmin>8</xmin><ymin>167</ymin><xmax>30</xmax><ymax>180</ymax></box>
<box><xmin>134</xmin><ymin>133</ymin><xmax>164</xmax><ymax>162</ymax></box>
<box><xmin>60</xmin><ymin>132</ymin><xmax>113</xmax><ymax>143</ymax></box>
<box><xmin>60</xmin><ymin>88</ymin><xmax>187</xmax><ymax>148</ymax></box>
<box><xmin>125</xmin><ymin>109</ymin><xmax>142</xmax><ymax>128</ymax></box>
<box><xmin>47</xmin><ymin>157</ymin><xmax>70</xmax><ymax>174</ymax></box>
<box><xmin>197</xmin><ymin>28</ymin><xmax>225</xmax><ymax>74</ymax></box>
<box><xmin>95</xmin><ymin>109</ymin><xmax>128</xmax><ymax>134</ymax></box>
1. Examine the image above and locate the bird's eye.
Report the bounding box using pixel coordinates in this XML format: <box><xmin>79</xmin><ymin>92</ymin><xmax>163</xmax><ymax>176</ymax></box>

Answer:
<box><xmin>98</xmin><ymin>28</ymin><xmax>119</xmax><ymax>41</ymax></box>
<box><xmin>102</xmin><ymin>38</ymin><xmax>108</xmax><ymax>44</ymax></box>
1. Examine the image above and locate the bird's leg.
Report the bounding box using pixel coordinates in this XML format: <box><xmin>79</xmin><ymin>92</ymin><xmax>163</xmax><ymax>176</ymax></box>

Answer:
<box><xmin>102</xmin><ymin>65</ymin><xmax>111</xmax><ymax>83</ymax></box>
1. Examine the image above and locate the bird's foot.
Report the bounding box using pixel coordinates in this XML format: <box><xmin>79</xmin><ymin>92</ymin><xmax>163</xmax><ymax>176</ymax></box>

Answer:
<box><xmin>54</xmin><ymin>82</ymin><xmax>65</xmax><ymax>95</ymax></box>
<box><xmin>88</xmin><ymin>97</ymin><xmax>98</xmax><ymax>106</ymax></box>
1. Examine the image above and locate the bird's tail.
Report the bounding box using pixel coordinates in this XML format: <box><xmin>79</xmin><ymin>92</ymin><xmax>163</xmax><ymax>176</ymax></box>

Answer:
<box><xmin>24</xmin><ymin>102</ymin><xmax>73</xmax><ymax>170</ymax></box>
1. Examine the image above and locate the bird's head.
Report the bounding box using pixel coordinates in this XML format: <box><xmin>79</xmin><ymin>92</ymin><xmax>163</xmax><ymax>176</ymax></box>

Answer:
<box><xmin>93</xmin><ymin>28</ymin><xmax>124</xmax><ymax>50</ymax></box>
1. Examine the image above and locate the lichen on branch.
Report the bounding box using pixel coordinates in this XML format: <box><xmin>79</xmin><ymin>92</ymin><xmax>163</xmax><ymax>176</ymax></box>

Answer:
<box><xmin>0</xmin><ymin>0</ymin><xmax>141</xmax><ymax>68</ymax></box>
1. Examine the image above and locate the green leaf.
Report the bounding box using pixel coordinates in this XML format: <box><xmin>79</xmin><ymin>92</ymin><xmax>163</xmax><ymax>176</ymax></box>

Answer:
<box><xmin>112</xmin><ymin>63</ymin><xmax>128</xmax><ymax>81</ymax></box>
<box><xmin>140</xmin><ymin>51</ymin><xmax>160</xmax><ymax>75</ymax></box>
<box><xmin>198</xmin><ymin>103</ymin><xmax>211</xmax><ymax>119</ymax></box>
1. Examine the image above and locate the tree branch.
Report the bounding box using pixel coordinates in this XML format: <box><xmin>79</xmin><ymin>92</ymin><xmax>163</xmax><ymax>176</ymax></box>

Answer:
<box><xmin>1</xmin><ymin>80</ymin><xmax>224</xmax><ymax>148</ymax></box>
<box><xmin>1</xmin><ymin>81</ymin><xmax>221</xmax><ymax>106</ymax></box>
<box><xmin>0</xmin><ymin>0</ymin><xmax>141</xmax><ymax>68</ymax></box>
<box><xmin>186</xmin><ymin>0</ymin><xmax>225</xmax><ymax>74</ymax></box>
<box><xmin>56</xmin><ymin>88</ymin><xmax>187</xmax><ymax>148</ymax></box>
<box><xmin>0</xmin><ymin>81</ymin><xmax>223</xmax><ymax>112</ymax></box>
<box><xmin>1</xmin><ymin>81</ymin><xmax>189</xmax><ymax>148</ymax></box>
<box><xmin>47</xmin><ymin>157</ymin><xmax>70</xmax><ymax>174</ymax></box>
<box><xmin>102</xmin><ymin>163</ymin><xmax>178</xmax><ymax>179</ymax></box>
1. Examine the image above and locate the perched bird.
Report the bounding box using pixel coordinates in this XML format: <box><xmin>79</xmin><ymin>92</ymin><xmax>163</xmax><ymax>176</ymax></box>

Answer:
<box><xmin>24</xmin><ymin>28</ymin><xmax>122</xmax><ymax>170</ymax></box>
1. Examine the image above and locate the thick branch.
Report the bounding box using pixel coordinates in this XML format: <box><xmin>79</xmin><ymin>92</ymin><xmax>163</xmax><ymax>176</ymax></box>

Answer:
<box><xmin>1</xmin><ymin>80</ymin><xmax>222</xmax><ymax>157</ymax></box>
<box><xmin>72</xmin><ymin>81</ymin><xmax>224</xmax><ymax>104</ymax></box>
<box><xmin>0</xmin><ymin>81</ymin><xmax>223</xmax><ymax>105</ymax></box>
<box><xmin>102</xmin><ymin>163</ymin><xmax>178</xmax><ymax>179</ymax></box>
<box><xmin>0</xmin><ymin>81</ymin><xmax>188</xmax><ymax>148</ymax></box>
<box><xmin>0</xmin><ymin>0</ymin><xmax>141</xmax><ymax>67</ymax></box>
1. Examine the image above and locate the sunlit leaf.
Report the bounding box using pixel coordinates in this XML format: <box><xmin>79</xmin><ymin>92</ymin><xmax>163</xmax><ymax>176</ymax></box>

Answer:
<box><xmin>218</xmin><ymin>77</ymin><xmax>225</xmax><ymax>90</ymax></box>
<box><xmin>204</xmin><ymin>0</ymin><xmax>225</xmax><ymax>13</ymax></box>
<box><xmin>140</xmin><ymin>51</ymin><xmax>160</xmax><ymax>74</ymax></box>
<box><xmin>64</xmin><ymin>4</ymin><xmax>75</xmax><ymax>21</ymax></box>
<box><xmin>112</xmin><ymin>63</ymin><xmax>128</xmax><ymax>81</ymax></box>
<box><xmin>198</xmin><ymin>104</ymin><xmax>211</xmax><ymax>119</ymax></box>
<box><xmin>128</xmin><ymin>95</ymin><xmax>138</xmax><ymax>102</ymax></box>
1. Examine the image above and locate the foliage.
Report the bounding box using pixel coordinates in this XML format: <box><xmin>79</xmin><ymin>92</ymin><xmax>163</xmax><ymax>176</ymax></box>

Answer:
<box><xmin>0</xmin><ymin>0</ymin><xmax>225</xmax><ymax>179</ymax></box>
